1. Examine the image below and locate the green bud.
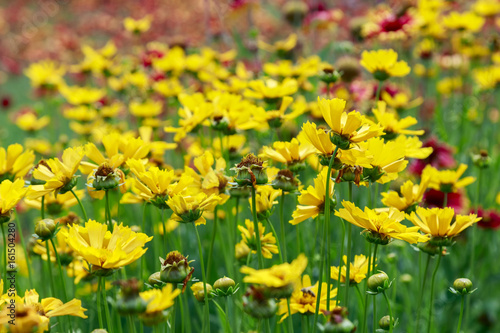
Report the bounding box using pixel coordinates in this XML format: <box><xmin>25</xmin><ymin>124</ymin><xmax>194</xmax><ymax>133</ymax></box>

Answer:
<box><xmin>160</xmin><ymin>251</ymin><xmax>194</xmax><ymax>283</ymax></box>
<box><xmin>243</xmin><ymin>286</ymin><xmax>277</xmax><ymax>319</ymax></box>
<box><xmin>367</xmin><ymin>271</ymin><xmax>391</xmax><ymax>294</ymax></box>
<box><xmin>35</xmin><ymin>219</ymin><xmax>56</xmax><ymax>241</ymax></box>
<box><xmin>449</xmin><ymin>278</ymin><xmax>477</xmax><ymax>296</ymax></box>
<box><xmin>379</xmin><ymin>315</ymin><xmax>392</xmax><ymax>331</ymax></box>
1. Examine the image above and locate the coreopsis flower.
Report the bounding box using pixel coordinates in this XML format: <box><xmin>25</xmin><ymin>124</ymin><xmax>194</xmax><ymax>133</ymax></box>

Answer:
<box><xmin>290</xmin><ymin>167</ymin><xmax>335</xmax><ymax>225</ymax></box>
<box><xmin>261</xmin><ymin>137</ymin><xmax>316</xmax><ymax>171</ymax></box>
<box><xmin>66</xmin><ymin>219</ymin><xmax>153</xmax><ymax>273</ymax></box>
<box><xmin>317</xmin><ymin>97</ymin><xmax>384</xmax><ymax>149</ymax></box>
<box><xmin>443</xmin><ymin>11</ymin><xmax>485</xmax><ymax>32</ymax></box>
<box><xmin>244</xmin><ymin>78</ymin><xmax>298</xmax><ymax>101</ymax></box>
<box><xmin>28</xmin><ymin>146</ymin><xmax>84</xmax><ymax>199</ymax></box>
<box><xmin>59</xmin><ymin>85</ymin><xmax>106</xmax><ymax>106</ymax></box>
<box><xmin>185</xmin><ymin>151</ymin><xmax>230</xmax><ymax>198</ymax></box>
<box><xmin>241</xmin><ymin>253</ymin><xmax>308</xmax><ymax>298</ymax></box>
<box><xmin>474</xmin><ymin>0</ymin><xmax>500</xmax><ymax>16</ymax></box>
<box><xmin>423</xmin><ymin>164</ymin><xmax>475</xmax><ymax>193</ymax></box>
<box><xmin>250</xmin><ymin>186</ymin><xmax>282</xmax><ymax>218</ymax></box>
<box><xmin>129</xmin><ymin>99</ymin><xmax>163</xmax><ymax>118</ymax></box>
<box><xmin>393</xmin><ymin>135</ymin><xmax>433</xmax><ymax>160</ymax></box>
<box><xmin>253</xmin><ymin>96</ymin><xmax>306</xmax><ymax>128</ymax></box>
<box><xmin>381</xmin><ymin>90</ymin><xmax>423</xmax><ymax>113</ymax></box>
<box><xmin>126</xmin><ymin>159</ymin><xmax>193</xmax><ymax>209</ymax></box>
<box><xmin>472</xmin><ymin>66</ymin><xmax>500</xmax><ymax>91</ymax></box>
<box><xmin>124</xmin><ymin>15</ymin><xmax>152</xmax><ymax>33</ymax></box>
<box><xmin>360</xmin><ymin>49</ymin><xmax>411</xmax><ymax>81</ymax></box>
<box><xmin>360</xmin><ymin>137</ymin><xmax>408</xmax><ymax>183</ymax></box>
<box><xmin>335</xmin><ymin>201</ymin><xmax>429</xmax><ymax>245</ymax></box>
<box><xmin>330</xmin><ymin>254</ymin><xmax>372</xmax><ymax>285</ymax></box>
<box><xmin>238</xmin><ymin>219</ymin><xmax>279</xmax><ymax>259</ymax></box>
<box><xmin>381</xmin><ymin>176</ymin><xmax>430</xmax><ymax>213</ymax></box>
<box><xmin>14</xmin><ymin>112</ymin><xmax>50</xmax><ymax>132</ymax></box>
<box><xmin>0</xmin><ymin>144</ymin><xmax>35</xmax><ymax>180</ymax></box>
<box><xmin>277</xmin><ymin>274</ymin><xmax>337</xmax><ymax>322</ymax></box>
<box><xmin>407</xmin><ymin>207</ymin><xmax>481</xmax><ymax>246</ymax></box>
<box><xmin>0</xmin><ymin>289</ymin><xmax>87</xmax><ymax>333</ymax></box>
<box><xmin>371</xmin><ymin>101</ymin><xmax>424</xmax><ymax>139</ymax></box>
<box><xmin>257</xmin><ymin>34</ymin><xmax>298</xmax><ymax>54</ymax></box>
<box><xmin>24</xmin><ymin>60</ymin><xmax>66</xmax><ymax>90</ymax></box>
<box><xmin>166</xmin><ymin>192</ymin><xmax>221</xmax><ymax>225</ymax></box>
<box><xmin>232</xmin><ymin>153</ymin><xmax>268</xmax><ymax>187</ymax></box>
<box><xmin>302</xmin><ymin>122</ymin><xmax>338</xmax><ymax>157</ymax></box>
<box><xmin>0</xmin><ymin>179</ymin><xmax>28</xmax><ymax>223</ymax></box>
<box><xmin>139</xmin><ymin>284</ymin><xmax>181</xmax><ymax>326</ymax></box>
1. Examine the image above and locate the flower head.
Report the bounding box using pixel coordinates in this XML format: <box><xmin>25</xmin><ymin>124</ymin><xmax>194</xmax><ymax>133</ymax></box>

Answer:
<box><xmin>330</xmin><ymin>254</ymin><xmax>372</xmax><ymax>285</ymax></box>
<box><xmin>238</xmin><ymin>219</ymin><xmax>279</xmax><ymax>259</ymax></box>
<box><xmin>381</xmin><ymin>176</ymin><xmax>430</xmax><ymax>213</ymax></box>
<box><xmin>167</xmin><ymin>192</ymin><xmax>221</xmax><ymax>225</ymax></box>
<box><xmin>139</xmin><ymin>284</ymin><xmax>181</xmax><ymax>326</ymax></box>
<box><xmin>0</xmin><ymin>144</ymin><xmax>35</xmax><ymax>181</ymax></box>
<box><xmin>0</xmin><ymin>179</ymin><xmax>28</xmax><ymax>223</ymax></box>
<box><xmin>423</xmin><ymin>163</ymin><xmax>475</xmax><ymax>193</ymax></box>
<box><xmin>360</xmin><ymin>49</ymin><xmax>410</xmax><ymax>80</ymax></box>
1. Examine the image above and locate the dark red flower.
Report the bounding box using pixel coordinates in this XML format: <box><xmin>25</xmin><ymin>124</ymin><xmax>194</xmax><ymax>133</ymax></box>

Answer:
<box><xmin>409</xmin><ymin>136</ymin><xmax>456</xmax><ymax>175</ymax></box>
<box><xmin>423</xmin><ymin>189</ymin><xmax>464</xmax><ymax>212</ymax></box>
<box><xmin>474</xmin><ymin>208</ymin><xmax>500</xmax><ymax>230</ymax></box>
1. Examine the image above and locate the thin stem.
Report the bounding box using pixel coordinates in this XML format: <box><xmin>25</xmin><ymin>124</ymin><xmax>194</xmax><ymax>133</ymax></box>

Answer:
<box><xmin>383</xmin><ymin>291</ymin><xmax>394</xmax><ymax>333</ymax></box>
<box><xmin>456</xmin><ymin>295</ymin><xmax>465</xmax><ymax>333</ymax></box>
<box><xmin>314</xmin><ymin>215</ymin><xmax>328</xmax><ymax>328</ymax></box>
<box><xmin>101</xmin><ymin>276</ymin><xmax>114</xmax><ymax>333</ymax></box>
<box><xmin>427</xmin><ymin>249</ymin><xmax>443</xmax><ymax>333</ymax></box>
<box><xmin>375</xmin><ymin>81</ymin><xmax>383</xmax><ymax>104</ymax></box>
<box><xmin>335</xmin><ymin>218</ymin><xmax>346</xmax><ymax>306</ymax></box>
<box><xmin>140</xmin><ymin>203</ymin><xmax>147</xmax><ymax>281</ymax></box>
<box><xmin>105</xmin><ymin>190</ymin><xmax>112</xmax><ymax>231</ymax></box>
<box><xmin>250</xmin><ymin>185</ymin><xmax>264</xmax><ymax>268</ymax></box>
<box><xmin>128</xmin><ymin>315</ymin><xmax>137</xmax><ymax>333</ymax></box>
<box><xmin>443</xmin><ymin>192</ymin><xmax>448</xmax><ymax>208</ymax></box>
<box><xmin>97</xmin><ymin>278</ymin><xmax>104</xmax><ymax>329</ymax></box>
<box><xmin>279</xmin><ymin>191</ymin><xmax>288</xmax><ymax>262</ymax></box>
<box><xmin>49</xmin><ymin>238</ymin><xmax>68</xmax><ymax>301</ymax></box>
<box><xmin>372</xmin><ymin>244</ymin><xmax>379</xmax><ymax>333</ymax></box>
<box><xmin>161</xmin><ymin>208</ymin><xmax>168</xmax><ymax>254</ymax></box>
<box><xmin>362</xmin><ymin>242</ymin><xmax>372</xmax><ymax>333</ymax></box>
<box><xmin>70</xmin><ymin>189</ymin><xmax>88</xmax><ymax>221</ymax></box>
<box><xmin>345</xmin><ymin>181</ymin><xmax>353</xmax><ymax>307</ymax></box>
<box><xmin>14</xmin><ymin>211</ymin><xmax>34</xmax><ymax>288</ymax></box>
<box><xmin>41</xmin><ymin>195</ymin><xmax>45</xmax><ymax>219</ymax></box>
<box><xmin>1</xmin><ymin>224</ymin><xmax>7</xmax><ymax>286</ymax></box>
<box><xmin>212</xmin><ymin>300</ymin><xmax>230</xmax><ymax>332</ymax></box>
<box><xmin>416</xmin><ymin>254</ymin><xmax>432</xmax><ymax>332</ymax></box>
<box><xmin>45</xmin><ymin>241</ymin><xmax>57</xmax><ymax>297</ymax></box>
<box><xmin>206</xmin><ymin>205</ymin><xmax>219</xmax><ymax>279</ymax></box>
<box><xmin>355</xmin><ymin>284</ymin><xmax>365</xmax><ymax>309</ymax></box>
<box><xmin>194</xmin><ymin>223</ymin><xmax>210</xmax><ymax>333</ymax></box>
<box><xmin>265</xmin><ymin>218</ymin><xmax>282</xmax><ymax>262</ymax></box>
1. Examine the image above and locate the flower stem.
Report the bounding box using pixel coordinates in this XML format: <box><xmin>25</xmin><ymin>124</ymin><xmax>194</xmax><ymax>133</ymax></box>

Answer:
<box><xmin>50</xmin><ymin>238</ymin><xmax>68</xmax><ymax>301</ymax></box>
<box><xmin>105</xmin><ymin>190</ymin><xmax>112</xmax><ymax>231</ymax></box>
<box><xmin>206</xmin><ymin>205</ymin><xmax>219</xmax><ymax>280</ymax></box>
<box><xmin>443</xmin><ymin>192</ymin><xmax>448</xmax><ymax>208</ymax></box>
<box><xmin>45</xmin><ymin>241</ymin><xmax>57</xmax><ymax>297</ymax></box>
<box><xmin>279</xmin><ymin>191</ymin><xmax>287</xmax><ymax>262</ymax></box>
<box><xmin>194</xmin><ymin>223</ymin><xmax>210</xmax><ymax>333</ymax></box>
<box><xmin>161</xmin><ymin>208</ymin><xmax>168</xmax><ymax>254</ymax></box>
<box><xmin>14</xmin><ymin>211</ymin><xmax>34</xmax><ymax>288</ymax></box>
<box><xmin>427</xmin><ymin>248</ymin><xmax>443</xmax><ymax>333</ymax></box>
<box><xmin>335</xmin><ymin>218</ymin><xmax>345</xmax><ymax>306</ymax></box>
<box><xmin>375</xmin><ymin>81</ymin><xmax>383</xmax><ymax>103</ymax></box>
<box><xmin>362</xmin><ymin>242</ymin><xmax>372</xmax><ymax>333</ymax></box>
<box><xmin>100</xmin><ymin>276</ymin><xmax>114</xmax><ymax>333</ymax></box>
<box><xmin>416</xmin><ymin>254</ymin><xmax>431</xmax><ymax>332</ymax></box>
<box><xmin>140</xmin><ymin>203</ymin><xmax>147</xmax><ymax>281</ymax></box>
<box><xmin>383</xmin><ymin>291</ymin><xmax>394</xmax><ymax>333</ymax></box>
<box><xmin>372</xmin><ymin>243</ymin><xmax>379</xmax><ymax>333</ymax></box>
<box><xmin>345</xmin><ymin>181</ymin><xmax>353</xmax><ymax>307</ymax></box>
<box><xmin>97</xmin><ymin>278</ymin><xmax>104</xmax><ymax>329</ymax></box>
<box><xmin>250</xmin><ymin>185</ymin><xmax>264</xmax><ymax>269</ymax></box>
<box><xmin>70</xmin><ymin>188</ymin><xmax>88</xmax><ymax>221</ymax></box>
<box><xmin>456</xmin><ymin>295</ymin><xmax>465</xmax><ymax>333</ymax></box>
<box><xmin>41</xmin><ymin>195</ymin><xmax>45</xmax><ymax>219</ymax></box>
<box><xmin>266</xmin><ymin>218</ymin><xmax>283</xmax><ymax>262</ymax></box>
<box><xmin>1</xmin><ymin>224</ymin><xmax>7</xmax><ymax>286</ymax></box>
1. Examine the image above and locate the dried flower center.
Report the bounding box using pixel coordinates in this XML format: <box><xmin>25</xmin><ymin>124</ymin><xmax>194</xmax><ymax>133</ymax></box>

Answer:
<box><xmin>95</xmin><ymin>164</ymin><xmax>114</xmax><ymax>177</ymax></box>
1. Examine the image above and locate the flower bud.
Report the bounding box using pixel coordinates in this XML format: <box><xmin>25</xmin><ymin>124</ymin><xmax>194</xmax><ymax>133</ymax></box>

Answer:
<box><xmin>367</xmin><ymin>271</ymin><xmax>390</xmax><ymax>294</ymax></box>
<box><xmin>362</xmin><ymin>230</ymin><xmax>390</xmax><ymax>245</ymax></box>
<box><xmin>35</xmin><ymin>219</ymin><xmax>56</xmax><ymax>241</ymax></box>
<box><xmin>272</xmin><ymin>169</ymin><xmax>298</xmax><ymax>192</ymax></box>
<box><xmin>336</xmin><ymin>56</ymin><xmax>361</xmax><ymax>83</ymax></box>
<box><xmin>449</xmin><ymin>278</ymin><xmax>476</xmax><ymax>295</ymax></box>
<box><xmin>243</xmin><ymin>286</ymin><xmax>277</xmax><ymax>319</ymax></box>
<box><xmin>330</xmin><ymin>133</ymin><xmax>351</xmax><ymax>150</ymax></box>
<box><xmin>232</xmin><ymin>154</ymin><xmax>268</xmax><ymax>186</ymax></box>
<box><xmin>320</xmin><ymin>66</ymin><xmax>342</xmax><ymax>85</ymax></box>
<box><xmin>91</xmin><ymin>164</ymin><xmax>122</xmax><ymax>191</ymax></box>
<box><xmin>379</xmin><ymin>315</ymin><xmax>393</xmax><ymax>331</ymax></box>
<box><xmin>362</xmin><ymin>166</ymin><xmax>385</xmax><ymax>183</ymax></box>
<box><xmin>59</xmin><ymin>176</ymin><xmax>79</xmax><ymax>194</ymax></box>
<box><xmin>148</xmin><ymin>272</ymin><xmax>162</xmax><ymax>286</ymax></box>
<box><xmin>214</xmin><ymin>276</ymin><xmax>235</xmax><ymax>292</ymax></box>
<box><xmin>191</xmin><ymin>282</ymin><xmax>213</xmax><ymax>302</ymax></box>
<box><xmin>114</xmin><ymin>278</ymin><xmax>148</xmax><ymax>315</ymax></box>
<box><xmin>319</xmin><ymin>307</ymin><xmax>356</xmax><ymax>333</ymax></box>
<box><xmin>400</xmin><ymin>274</ymin><xmax>412</xmax><ymax>284</ymax></box>
<box><xmin>283</xmin><ymin>1</ymin><xmax>308</xmax><ymax>27</ymax></box>
<box><xmin>160</xmin><ymin>251</ymin><xmax>194</xmax><ymax>283</ymax></box>
<box><xmin>472</xmin><ymin>150</ymin><xmax>490</xmax><ymax>169</ymax></box>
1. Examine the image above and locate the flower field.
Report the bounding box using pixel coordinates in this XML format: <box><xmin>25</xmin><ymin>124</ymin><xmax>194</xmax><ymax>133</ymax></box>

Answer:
<box><xmin>1</xmin><ymin>0</ymin><xmax>500</xmax><ymax>332</ymax></box>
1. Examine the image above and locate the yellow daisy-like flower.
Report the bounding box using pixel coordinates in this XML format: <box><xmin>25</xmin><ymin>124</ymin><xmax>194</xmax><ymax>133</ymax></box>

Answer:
<box><xmin>258</xmin><ymin>33</ymin><xmax>298</xmax><ymax>53</ymax></box>
<box><xmin>407</xmin><ymin>207</ymin><xmax>480</xmax><ymax>242</ymax></box>
<box><xmin>244</xmin><ymin>78</ymin><xmax>298</xmax><ymax>100</ymax></box>
<box><xmin>474</xmin><ymin>0</ymin><xmax>500</xmax><ymax>16</ymax></box>
<box><xmin>360</xmin><ymin>49</ymin><xmax>411</xmax><ymax>80</ymax></box>
<box><xmin>372</xmin><ymin>101</ymin><xmax>424</xmax><ymax>138</ymax></box>
<box><xmin>381</xmin><ymin>176</ymin><xmax>430</xmax><ymax>212</ymax></box>
<box><xmin>15</xmin><ymin>112</ymin><xmax>50</xmax><ymax>132</ymax></box>
<box><xmin>317</xmin><ymin>97</ymin><xmax>384</xmax><ymax>149</ymax></box>
<box><xmin>0</xmin><ymin>144</ymin><xmax>35</xmax><ymax>180</ymax></box>
<box><xmin>139</xmin><ymin>284</ymin><xmax>181</xmax><ymax>324</ymax></box>
<box><xmin>66</xmin><ymin>219</ymin><xmax>153</xmax><ymax>271</ymax></box>
<box><xmin>422</xmin><ymin>164</ymin><xmax>475</xmax><ymax>193</ymax></box>
<box><xmin>360</xmin><ymin>137</ymin><xmax>408</xmax><ymax>184</ymax></box>
<box><xmin>238</xmin><ymin>219</ymin><xmax>279</xmax><ymax>259</ymax></box>
<box><xmin>24</xmin><ymin>60</ymin><xmax>66</xmax><ymax>90</ymax></box>
<box><xmin>277</xmin><ymin>274</ymin><xmax>337</xmax><ymax>322</ymax></box>
<box><xmin>28</xmin><ymin>146</ymin><xmax>84</xmax><ymax>199</ymax></box>
<box><xmin>59</xmin><ymin>85</ymin><xmax>106</xmax><ymax>106</ymax></box>
<box><xmin>330</xmin><ymin>254</ymin><xmax>372</xmax><ymax>285</ymax></box>
<box><xmin>392</xmin><ymin>135</ymin><xmax>433</xmax><ymax>160</ymax></box>
<box><xmin>290</xmin><ymin>167</ymin><xmax>335</xmax><ymax>225</ymax></box>
<box><xmin>0</xmin><ymin>289</ymin><xmax>87</xmax><ymax>333</ymax></box>
<box><xmin>166</xmin><ymin>192</ymin><xmax>221</xmax><ymax>225</ymax></box>
<box><xmin>124</xmin><ymin>15</ymin><xmax>152</xmax><ymax>33</ymax></box>
<box><xmin>335</xmin><ymin>201</ymin><xmax>429</xmax><ymax>245</ymax></box>
<box><xmin>249</xmin><ymin>186</ymin><xmax>282</xmax><ymax>216</ymax></box>
<box><xmin>443</xmin><ymin>11</ymin><xmax>485</xmax><ymax>32</ymax></box>
<box><xmin>241</xmin><ymin>253</ymin><xmax>308</xmax><ymax>288</ymax></box>
<box><xmin>261</xmin><ymin>137</ymin><xmax>316</xmax><ymax>169</ymax></box>
<box><xmin>302</xmin><ymin>122</ymin><xmax>338</xmax><ymax>157</ymax></box>
<box><xmin>130</xmin><ymin>99</ymin><xmax>163</xmax><ymax>118</ymax></box>
<box><xmin>0</xmin><ymin>179</ymin><xmax>28</xmax><ymax>221</ymax></box>
<box><xmin>381</xmin><ymin>91</ymin><xmax>423</xmax><ymax>112</ymax></box>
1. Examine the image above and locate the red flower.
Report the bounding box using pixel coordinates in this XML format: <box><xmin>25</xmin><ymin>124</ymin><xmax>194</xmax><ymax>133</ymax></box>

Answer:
<box><xmin>409</xmin><ymin>136</ymin><xmax>456</xmax><ymax>175</ymax></box>
<box><xmin>474</xmin><ymin>208</ymin><xmax>500</xmax><ymax>230</ymax></box>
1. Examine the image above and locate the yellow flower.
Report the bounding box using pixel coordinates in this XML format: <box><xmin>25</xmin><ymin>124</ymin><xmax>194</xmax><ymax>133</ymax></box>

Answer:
<box><xmin>335</xmin><ymin>201</ymin><xmax>429</xmax><ymax>244</ymax></box>
<box><xmin>443</xmin><ymin>11</ymin><xmax>485</xmax><ymax>32</ymax></box>
<box><xmin>241</xmin><ymin>253</ymin><xmax>308</xmax><ymax>288</ymax></box>
<box><xmin>0</xmin><ymin>289</ymin><xmax>87</xmax><ymax>333</ymax></box>
<box><xmin>0</xmin><ymin>179</ymin><xmax>28</xmax><ymax>220</ymax></box>
<box><xmin>24</xmin><ymin>138</ymin><xmax>53</xmax><ymax>156</ymax></box>
<box><xmin>28</xmin><ymin>146</ymin><xmax>84</xmax><ymax>199</ymax></box>
<box><xmin>261</xmin><ymin>137</ymin><xmax>316</xmax><ymax>168</ymax></box>
<box><xmin>317</xmin><ymin>97</ymin><xmax>384</xmax><ymax>148</ymax></box>
<box><xmin>407</xmin><ymin>207</ymin><xmax>480</xmax><ymax>240</ymax></box>
<box><xmin>166</xmin><ymin>192</ymin><xmax>221</xmax><ymax>225</ymax></box>
<box><xmin>290</xmin><ymin>167</ymin><xmax>335</xmax><ymax>225</ymax></box>
<box><xmin>330</xmin><ymin>254</ymin><xmax>372</xmax><ymax>285</ymax></box>
<box><xmin>392</xmin><ymin>135</ymin><xmax>433</xmax><ymax>159</ymax></box>
<box><xmin>238</xmin><ymin>219</ymin><xmax>279</xmax><ymax>259</ymax></box>
<box><xmin>0</xmin><ymin>144</ymin><xmax>35</xmax><ymax>180</ymax></box>
<box><xmin>24</xmin><ymin>60</ymin><xmax>66</xmax><ymax>90</ymax></box>
<box><xmin>15</xmin><ymin>112</ymin><xmax>50</xmax><ymax>132</ymax></box>
<box><xmin>372</xmin><ymin>101</ymin><xmax>424</xmax><ymax>137</ymax></box>
<box><xmin>244</xmin><ymin>78</ymin><xmax>298</xmax><ymax>100</ymax></box>
<box><xmin>186</xmin><ymin>151</ymin><xmax>229</xmax><ymax>197</ymax></box>
<box><xmin>360</xmin><ymin>49</ymin><xmax>411</xmax><ymax>80</ymax></box>
<box><xmin>139</xmin><ymin>284</ymin><xmax>181</xmax><ymax>323</ymax></box>
<box><xmin>249</xmin><ymin>186</ymin><xmax>282</xmax><ymax>215</ymax></box>
<box><xmin>63</xmin><ymin>105</ymin><xmax>98</xmax><ymax>122</ymax></box>
<box><xmin>258</xmin><ymin>34</ymin><xmax>298</xmax><ymax>53</ymax></box>
<box><xmin>59</xmin><ymin>85</ymin><xmax>106</xmax><ymax>105</ymax></box>
<box><xmin>124</xmin><ymin>15</ymin><xmax>152</xmax><ymax>33</ymax></box>
<box><xmin>381</xmin><ymin>176</ymin><xmax>430</xmax><ymax>212</ymax></box>
<box><xmin>360</xmin><ymin>137</ymin><xmax>408</xmax><ymax>183</ymax></box>
<box><xmin>277</xmin><ymin>274</ymin><xmax>337</xmax><ymax>322</ymax></box>
<box><xmin>473</xmin><ymin>66</ymin><xmax>500</xmax><ymax>91</ymax></box>
<box><xmin>422</xmin><ymin>163</ymin><xmax>475</xmax><ymax>193</ymax></box>
<box><xmin>474</xmin><ymin>0</ymin><xmax>500</xmax><ymax>16</ymax></box>
<box><xmin>437</xmin><ymin>76</ymin><xmax>463</xmax><ymax>95</ymax></box>
<box><xmin>130</xmin><ymin>100</ymin><xmax>163</xmax><ymax>118</ymax></box>
<box><xmin>302</xmin><ymin>121</ymin><xmax>337</xmax><ymax>156</ymax></box>
<box><xmin>381</xmin><ymin>91</ymin><xmax>423</xmax><ymax>112</ymax></box>
<box><xmin>66</xmin><ymin>219</ymin><xmax>153</xmax><ymax>271</ymax></box>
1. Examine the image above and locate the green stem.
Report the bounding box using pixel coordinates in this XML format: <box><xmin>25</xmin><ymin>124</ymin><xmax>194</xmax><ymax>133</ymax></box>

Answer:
<box><xmin>161</xmin><ymin>208</ymin><xmax>168</xmax><ymax>254</ymax></box>
<box><xmin>266</xmin><ymin>218</ymin><xmax>283</xmax><ymax>262</ymax></box>
<box><xmin>128</xmin><ymin>315</ymin><xmax>136</xmax><ymax>333</ymax></box>
<box><xmin>1</xmin><ymin>224</ymin><xmax>7</xmax><ymax>286</ymax></box>
<box><xmin>101</xmin><ymin>276</ymin><xmax>114</xmax><ymax>333</ymax></box>
<box><xmin>375</xmin><ymin>81</ymin><xmax>383</xmax><ymax>104</ymax></box>
<box><xmin>250</xmin><ymin>185</ymin><xmax>264</xmax><ymax>268</ymax></box>
<box><xmin>427</xmin><ymin>249</ymin><xmax>443</xmax><ymax>333</ymax></box>
<box><xmin>314</xmin><ymin>215</ymin><xmax>328</xmax><ymax>328</ymax></box>
<box><xmin>372</xmin><ymin>244</ymin><xmax>379</xmax><ymax>333</ymax></box>
<box><xmin>345</xmin><ymin>182</ymin><xmax>353</xmax><ymax>307</ymax></box>
<box><xmin>443</xmin><ymin>192</ymin><xmax>448</xmax><ymax>208</ymax></box>
<box><xmin>335</xmin><ymin>218</ymin><xmax>346</xmax><ymax>306</ymax></box>
<box><xmin>362</xmin><ymin>242</ymin><xmax>372</xmax><ymax>333</ymax></box>
<box><xmin>456</xmin><ymin>295</ymin><xmax>465</xmax><ymax>333</ymax></box>
<box><xmin>97</xmin><ymin>278</ymin><xmax>104</xmax><ymax>329</ymax></box>
<box><xmin>279</xmin><ymin>191</ymin><xmax>288</xmax><ymax>262</ymax></box>
<box><xmin>416</xmin><ymin>254</ymin><xmax>431</xmax><ymax>332</ymax></box>
<box><xmin>105</xmin><ymin>190</ymin><xmax>112</xmax><ymax>231</ymax></box>
<box><xmin>45</xmin><ymin>241</ymin><xmax>57</xmax><ymax>297</ymax></box>
<box><xmin>14</xmin><ymin>211</ymin><xmax>34</xmax><ymax>288</ymax></box>
<box><xmin>194</xmin><ymin>223</ymin><xmax>210</xmax><ymax>333</ymax></box>
<box><xmin>206</xmin><ymin>205</ymin><xmax>219</xmax><ymax>279</ymax></box>
<box><xmin>70</xmin><ymin>189</ymin><xmax>88</xmax><ymax>221</ymax></box>
<box><xmin>41</xmin><ymin>195</ymin><xmax>45</xmax><ymax>219</ymax></box>
<box><xmin>49</xmin><ymin>238</ymin><xmax>68</xmax><ymax>302</ymax></box>
<box><xmin>140</xmin><ymin>203</ymin><xmax>147</xmax><ymax>281</ymax></box>
<box><xmin>212</xmin><ymin>300</ymin><xmax>230</xmax><ymax>332</ymax></box>
<box><xmin>355</xmin><ymin>284</ymin><xmax>365</xmax><ymax>309</ymax></box>
<box><xmin>383</xmin><ymin>291</ymin><xmax>394</xmax><ymax>333</ymax></box>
